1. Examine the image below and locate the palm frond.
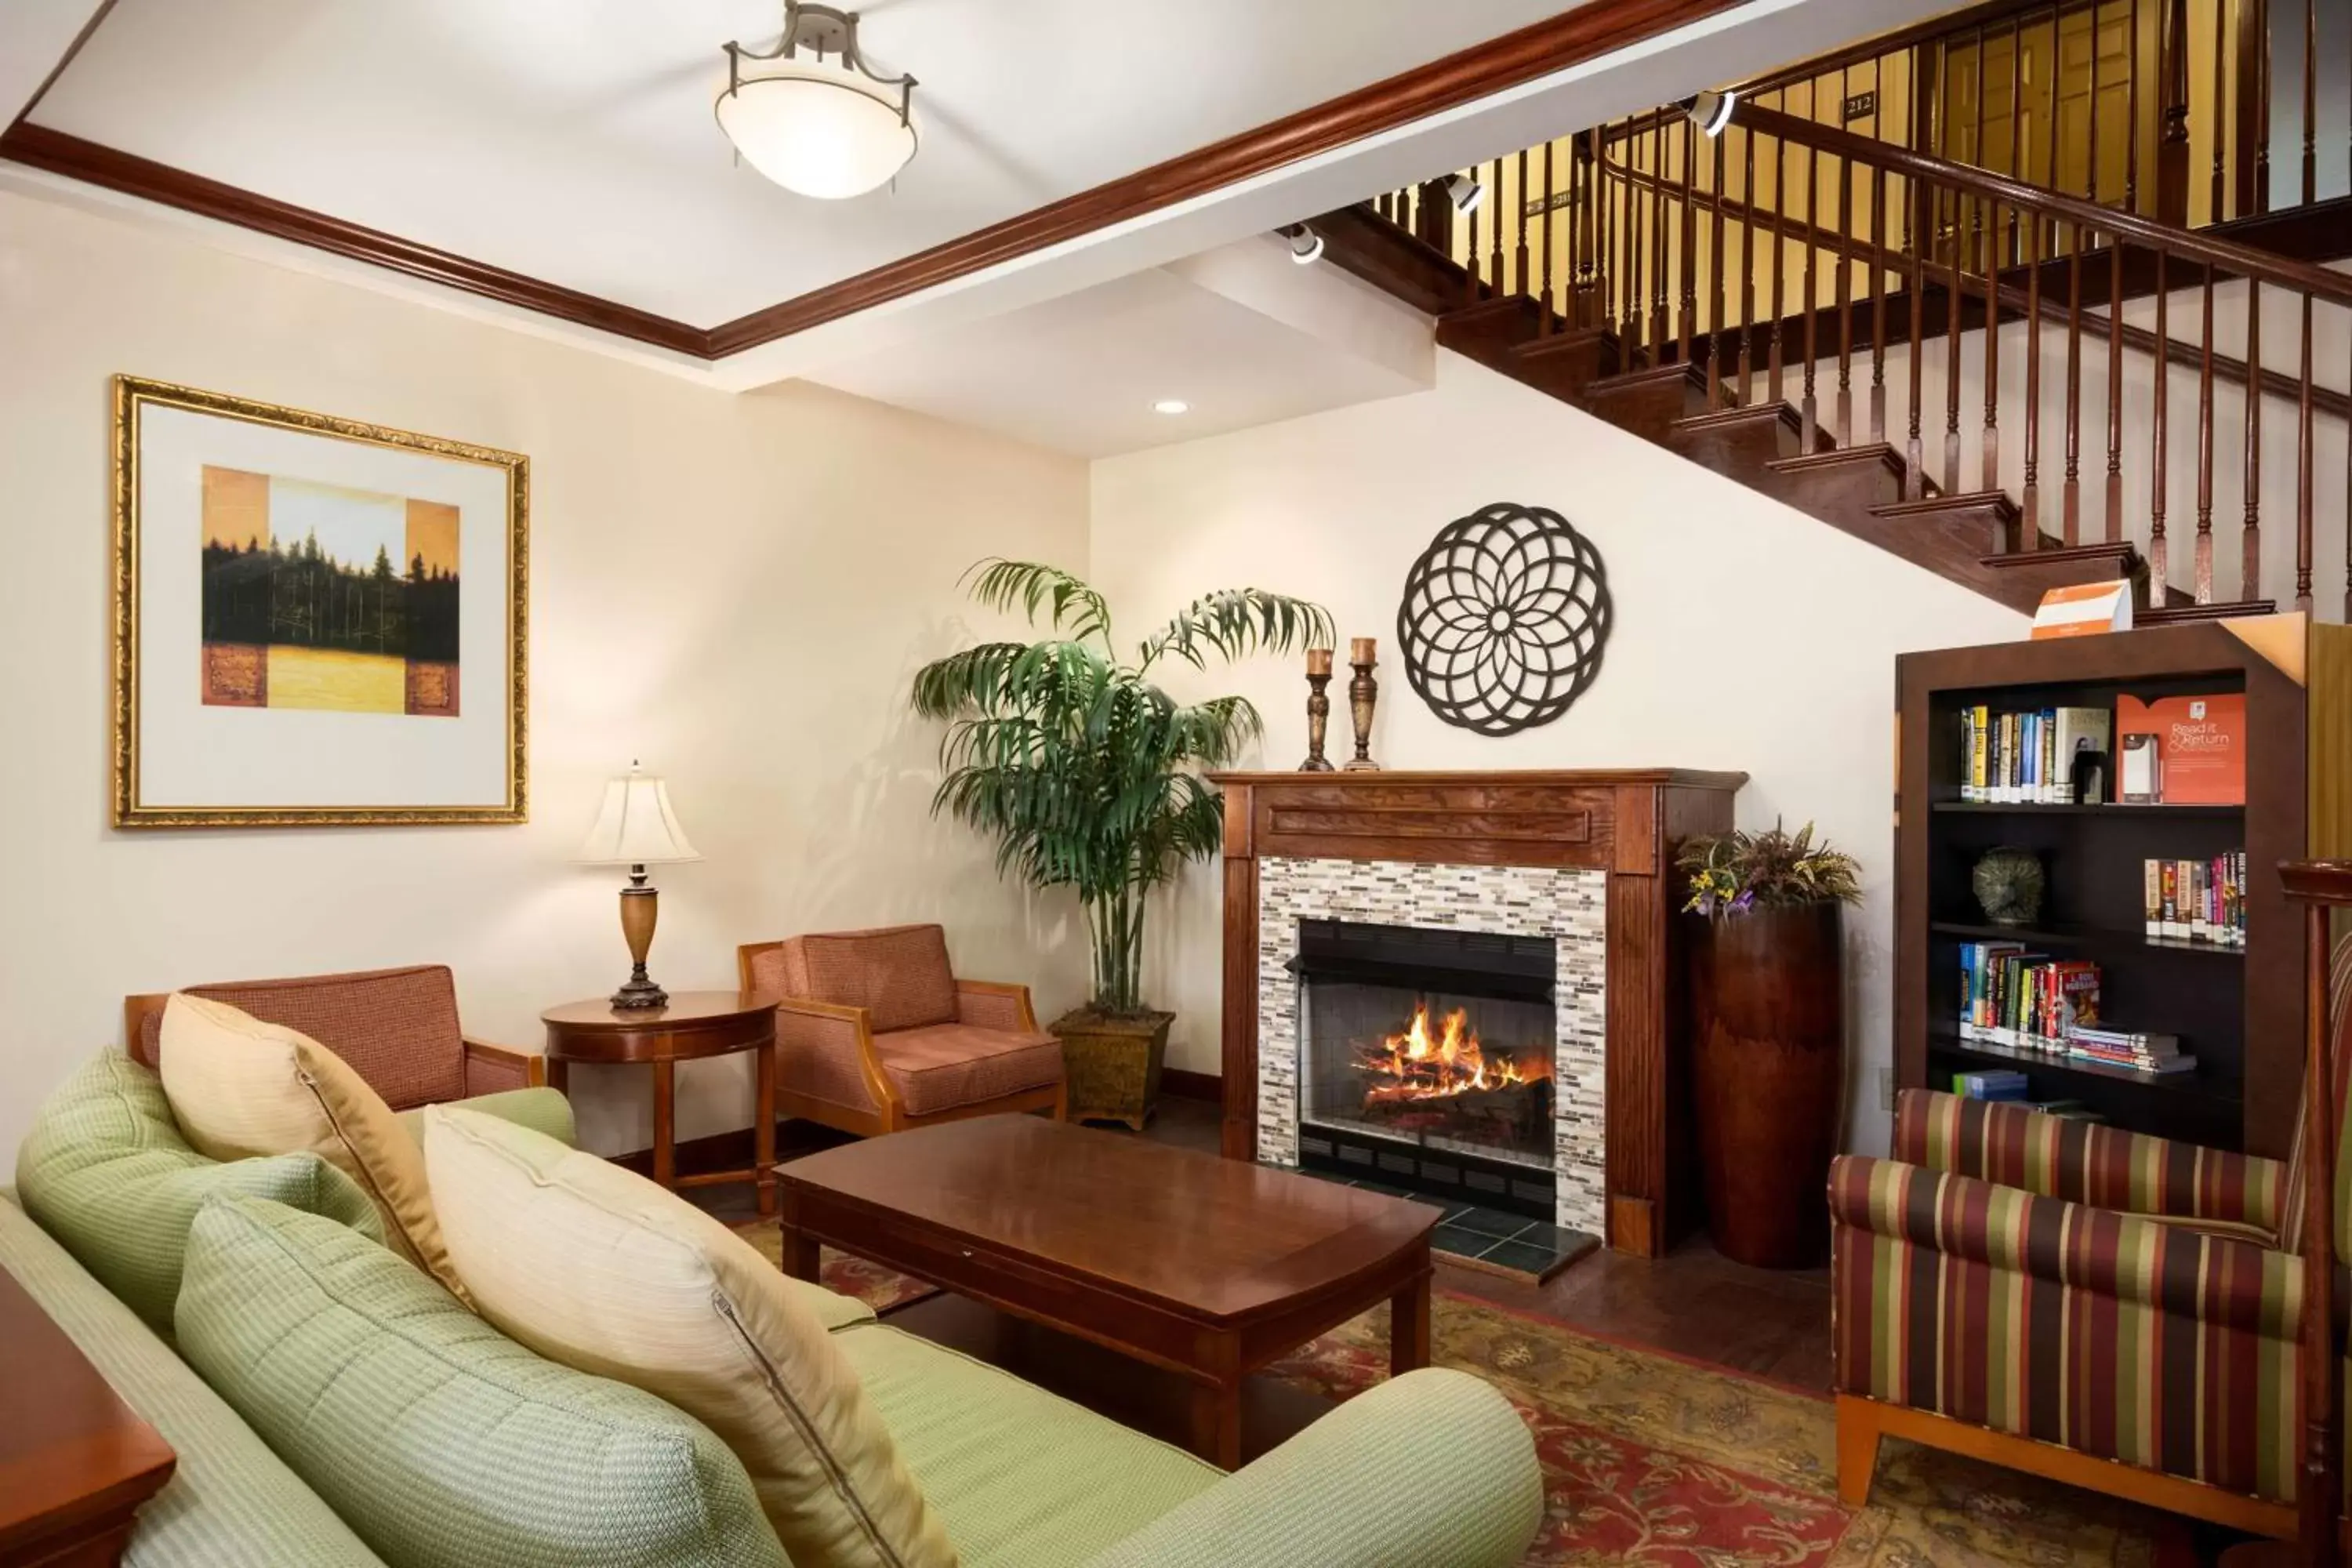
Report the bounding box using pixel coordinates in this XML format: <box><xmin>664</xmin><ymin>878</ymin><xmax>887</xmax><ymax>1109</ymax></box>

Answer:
<box><xmin>961</xmin><ymin>558</ymin><xmax>1113</xmax><ymax>649</ymax></box>
<box><xmin>1135</xmin><ymin>588</ymin><xmax>1334</xmax><ymax>672</ymax></box>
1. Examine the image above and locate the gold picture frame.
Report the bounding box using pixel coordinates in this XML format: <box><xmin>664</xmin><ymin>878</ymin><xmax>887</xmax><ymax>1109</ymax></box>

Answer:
<box><xmin>112</xmin><ymin>375</ymin><xmax>528</xmax><ymax>827</ymax></box>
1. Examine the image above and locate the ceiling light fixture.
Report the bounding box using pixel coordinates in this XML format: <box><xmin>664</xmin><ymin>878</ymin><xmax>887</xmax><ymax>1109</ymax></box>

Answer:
<box><xmin>1152</xmin><ymin>398</ymin><xmax>1191</xmax><ymax>415</ymax></box>
<box><xmin>1285</xmin><ymin>224</ymin><xmax>1325</xmax><ymax>265</ymax></box>
<box><xmin>1682</xmin><ymin>89</ymin><xmax>1737</xmax><ymax>138</ymax></box>
<box><xmin>1441</xmin><ymin>173</ymin><xmax>1485</xmax><ymax>214</ymax></box>
<box><xmin>717</xmin><ymin>2</ymin><xmax>917</xmax><ymax>199</ymax></box>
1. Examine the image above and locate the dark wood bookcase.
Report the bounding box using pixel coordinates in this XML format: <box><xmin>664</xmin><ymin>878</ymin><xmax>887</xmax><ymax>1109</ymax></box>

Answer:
<box><xmin>1895</xmin><ymin>617</ymin><xmax>2352</xmax><ymax>1157</ymax></box>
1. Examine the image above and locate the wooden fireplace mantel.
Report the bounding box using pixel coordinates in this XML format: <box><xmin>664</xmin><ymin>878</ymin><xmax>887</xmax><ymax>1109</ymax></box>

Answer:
<box><xmin>1207</xmin><ymin>768</ymin><xmax>1745</xmax><ymax>1257</ymax></box>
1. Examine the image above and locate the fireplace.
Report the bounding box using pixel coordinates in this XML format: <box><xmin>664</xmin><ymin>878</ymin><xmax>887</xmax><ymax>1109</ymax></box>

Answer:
<box><xmin>1289</xmin><ymin>918</ymin><xmax>1559</xmax><ymax>1218</ymax></box>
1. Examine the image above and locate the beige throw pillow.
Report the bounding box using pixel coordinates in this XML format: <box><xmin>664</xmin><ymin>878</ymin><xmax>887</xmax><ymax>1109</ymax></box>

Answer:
<box><xmin>157</xmin><ymin>992</ymin><xmax>470</xmax><ymax>1305</ymax></box>
<box><xmin>422</xmin><ymin>1104</ymin><xmax>956</xmax><ymax>1568</ymax></box>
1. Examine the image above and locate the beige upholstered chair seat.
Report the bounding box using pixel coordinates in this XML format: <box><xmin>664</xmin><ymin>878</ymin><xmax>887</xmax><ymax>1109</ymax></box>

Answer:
<box><xmin>873</xmin><ymin>1023</ymin><xmax>1063</xmax><ymax>1117</ymax></box>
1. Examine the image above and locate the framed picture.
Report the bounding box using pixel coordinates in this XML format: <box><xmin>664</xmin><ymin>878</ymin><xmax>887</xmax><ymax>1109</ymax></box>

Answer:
<box><xmin>112</xmin><ymin>376</ymin><xmax>528</xmax><ymax>827</ymax></box>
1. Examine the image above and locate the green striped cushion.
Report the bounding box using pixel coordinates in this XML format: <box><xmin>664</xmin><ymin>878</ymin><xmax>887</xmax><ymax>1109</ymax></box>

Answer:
<box><xmin>0</xmin><ymin>1195</ymin><xmax>387</xmax><ymax>1567</ymax></box>
<box><xmin>175</xmin><ymin>1196</ymin><xmax>789</xmax><ymax>1568</ymax></box>
<box><xmin>833</xmin><ymin>1322</ymin><xmax>1219</xmax><ymax>1566</ymax></box>
<box><xmin>13</xmin><ymin>1050</ymin><xmax>382</xmax><ymax>1335</ymax></box>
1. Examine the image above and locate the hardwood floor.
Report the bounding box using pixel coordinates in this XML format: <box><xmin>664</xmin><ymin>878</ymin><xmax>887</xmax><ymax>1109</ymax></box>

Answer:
<box><xmin>699</xmin><ymin>1094</ymin><xmax>1835</xmax><ymax>1394</ymax></box>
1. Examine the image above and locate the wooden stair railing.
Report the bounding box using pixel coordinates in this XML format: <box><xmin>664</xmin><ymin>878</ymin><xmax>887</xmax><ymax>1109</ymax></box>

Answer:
<box><xmin>1352</xmin><ymin>91</ymin><xmax>2352</xmax><ymax>622</ymax></box>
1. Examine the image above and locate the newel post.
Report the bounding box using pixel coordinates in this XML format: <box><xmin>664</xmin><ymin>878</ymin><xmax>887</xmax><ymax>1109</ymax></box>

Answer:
<box><xmin>2157</xmin><ymin>0</ymin><xmax>2193</xmax><ymax>226</ymax></box>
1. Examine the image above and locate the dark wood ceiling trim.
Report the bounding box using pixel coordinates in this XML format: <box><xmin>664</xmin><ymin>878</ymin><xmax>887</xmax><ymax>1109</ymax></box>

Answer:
<box><xmin>705</xmin><ymin>0</ymin><xmax>1742</xmax><ymax>356</ymax></box>
<box><xmin>0</xmin><ymin>122</ymin><xmax>710</xmax><ymax>355</ymax></box>
<box><xmin>3</xmin><ymin>0</ymin><xmax>1740</xmax><ymax>362</ymax></box>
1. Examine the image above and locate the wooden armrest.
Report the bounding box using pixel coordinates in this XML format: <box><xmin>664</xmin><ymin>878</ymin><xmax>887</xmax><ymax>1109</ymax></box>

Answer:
<box><xmin>768</xmin><ymin>996</ymin><xmax>874</xmax><ymax>1030</ymax></box>
<box><xmin>462</xmin><ymin>1035</ymin><xmax>547</xmax><ymax>1089</ymax></box>
<box><xmin>764</xmin><ymin>997</ymin><xmax>898</xmax><ymax>1121</ymax></box>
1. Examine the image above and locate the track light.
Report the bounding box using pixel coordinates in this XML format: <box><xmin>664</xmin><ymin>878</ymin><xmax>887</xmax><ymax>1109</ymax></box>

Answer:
<box><xmin>1682</xmin><ymin>89</ymin><xmax>1737</xmax><ymax>138</ymax></box>
<box><xmin>1285</xmin><ymin>223</ymin><xmax>1325</xmax><ymax>264</ymax></box>
<box><xmin>1441</xmin><ymin>172</ymin><xmax>1484</xmax><ymax>214</ymax></box>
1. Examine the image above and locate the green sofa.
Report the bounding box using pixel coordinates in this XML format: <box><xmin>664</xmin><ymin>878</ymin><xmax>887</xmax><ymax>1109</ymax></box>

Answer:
<box><xmin>5</xmin><ymin>1051</ymin><xmax>1545</xmax><ymax>1567</ymax></box>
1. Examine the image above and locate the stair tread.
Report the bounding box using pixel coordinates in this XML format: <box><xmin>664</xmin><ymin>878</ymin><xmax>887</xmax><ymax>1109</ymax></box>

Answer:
<box><xmin>2139</xmin><ymin>597</ymin><xmax>2279</xmax><ymax>622</ymax></box>
<box><xmin>1767</xmin><ymin>443</ymin><xmax>1905</xmax><ymax>475</ymax></box>
<box><xmin>1872</xmin><ymin>489</ymin><xmax>2020</xmax><ymax>522</ymax></box>
<box><xmin>1980</xmin><ymin>540</ymin><xmax>2142</xmax><ymax>568</ymax></box>
<box><xmin>1510</xmin><ymin>326</ymin><xmax>1615</xmax><ymax>360</ymax></box>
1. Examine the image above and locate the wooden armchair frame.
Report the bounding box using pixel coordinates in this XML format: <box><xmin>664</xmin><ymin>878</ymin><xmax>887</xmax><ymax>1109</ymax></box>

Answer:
<box><xmin>738</xmin><ymin>942</ymin><xmax>1066</xmax><ymax>1137</ymax></box>
<box><xmin>122</xmin><ymin>989</ymin><xmax>546</xmax><ymax>1099</ymax></box>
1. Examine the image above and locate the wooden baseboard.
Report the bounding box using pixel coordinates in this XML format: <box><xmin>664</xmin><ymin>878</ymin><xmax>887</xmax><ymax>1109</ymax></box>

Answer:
<box><xmin>1161</xmin><ymin>1069</ymin><xmax>1221</xmax><ymax>1104</ymax></box>
<box><xmin>1835</xmin><ymin>1394</ymin><xmax>2297</xmax><ymax>1539</ymax></box>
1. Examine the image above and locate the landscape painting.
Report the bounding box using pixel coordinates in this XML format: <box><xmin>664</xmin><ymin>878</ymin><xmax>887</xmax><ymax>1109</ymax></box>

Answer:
<box><xmin>115</xmin><ymin>375</ymin><xmax>527</xmax><ymax>829</ymax></box>
<box><xmin>200</xmin><ymin>467</ymin><xmax>463</xmax><ymax>717</ymax></box>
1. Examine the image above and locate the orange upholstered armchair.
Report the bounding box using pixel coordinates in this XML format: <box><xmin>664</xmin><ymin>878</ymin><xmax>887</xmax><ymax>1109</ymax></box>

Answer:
<box><xmin>739</xmin><ymin>924</ymin><xmax>1066</xmax><ymax>1136</ymax></box>
<box><xmin>125</xmin><ymin>964</ymin><xmax>548</xmax><ymax>1110</ymax></box>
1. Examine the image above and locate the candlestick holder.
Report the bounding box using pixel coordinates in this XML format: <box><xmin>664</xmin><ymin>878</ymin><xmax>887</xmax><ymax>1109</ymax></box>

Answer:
<box><xmin>1299</xmin><ymin>648</ymin><xmax>1336</xmax><ymax>771</ymax></box>
<box><xmin>1343</xmin><ymin>637</ymin><xmax>1381</xmax><ymax>771</ymax></box>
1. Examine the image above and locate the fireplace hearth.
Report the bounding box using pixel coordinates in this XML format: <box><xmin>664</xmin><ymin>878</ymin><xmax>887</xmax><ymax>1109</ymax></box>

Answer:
<box><xmin>1290</xmin><ymin>919</ymin><xmax>1559</xmax><ymax>1218</ymax></box>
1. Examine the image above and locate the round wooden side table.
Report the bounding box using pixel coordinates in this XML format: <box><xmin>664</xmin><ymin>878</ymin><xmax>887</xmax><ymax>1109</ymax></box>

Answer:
<box><xmin>542</xmin><ymin>991</ymin><xmax>778</xmax><ymax>1216</ymax></box>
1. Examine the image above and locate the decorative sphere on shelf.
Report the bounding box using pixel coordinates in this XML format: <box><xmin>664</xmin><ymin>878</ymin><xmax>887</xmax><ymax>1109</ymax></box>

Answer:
<box><xmin>1972</xmin><ymin>846</ymin><xmax>2045</xmax><ymax>927</ymax></box>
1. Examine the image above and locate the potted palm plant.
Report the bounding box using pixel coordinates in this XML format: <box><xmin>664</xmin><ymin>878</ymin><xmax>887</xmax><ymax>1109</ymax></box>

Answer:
<box><xmin>1679</xmin><ymin>822</ymin><xmax>1861</xmax><ymax>1269</ymax></box>
<box><xmin>912</xmin><ymin>560</ymin><xmax>1331</xmax><ymax>1128</ymax></box>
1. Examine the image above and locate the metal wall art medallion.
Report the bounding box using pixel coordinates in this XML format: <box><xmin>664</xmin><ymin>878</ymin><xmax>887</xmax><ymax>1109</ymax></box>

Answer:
<box><xmin>1396</xmin><ymin>502</ymin><xmax>1612</xmax><ymax>737</ymax></box>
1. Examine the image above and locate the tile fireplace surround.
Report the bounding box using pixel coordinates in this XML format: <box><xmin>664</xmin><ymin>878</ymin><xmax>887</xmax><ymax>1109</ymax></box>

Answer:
<box><xmin>1207</xmin><ymin>770</ymin><xmax>1744</xmax><ymax>1258</ymax></box>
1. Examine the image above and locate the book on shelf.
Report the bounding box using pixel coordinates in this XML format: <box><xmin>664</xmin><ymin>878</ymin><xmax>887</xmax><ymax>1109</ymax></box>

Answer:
<box><xmin>2066</xmin><ymin>1025</ymin><xmax>2196</xmax><ymax>1075</ymax></box>
<box><xmin>2114</xmin><ymin>693</ymin><xmax>2247</xmax><ymax>805</ymax></box>
<box><xmin>1952</xmin><ymin>1069</ymin><xmax>2031</xmax><ymax>1100</ymax></box>
<box><xmin>2141</xmin><ymin>852</ymin><xmax>2245</xmax><ymax>946</ymax></box>
<box><xmin>1957</xmin><ymin>942</ymin><xmax>2100</xmax><ymax>1052</ymax></box>
<box><xmin>1958</xmin><ymin>703</ymin><xmax>2111</xmax><ymax>803</ymax></box>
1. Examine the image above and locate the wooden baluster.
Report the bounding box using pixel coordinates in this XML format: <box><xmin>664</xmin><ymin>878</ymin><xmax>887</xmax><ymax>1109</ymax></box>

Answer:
<box><xmin>1541</xmin><ymin>140</ymin><xmax>1557</xmax><ymax>332</ymax></box>
<box><xmin>2011</xmin><ymin>13</ymin><xmax>2027</xmax><ymax>241</ymax></box>
<box><xmin>1871</xmin><ymin>164</ymin><xmax>1888</xmax><ymax>442</ymax></box>
<box><xmin>2063</xmin><ymin>211</ymin><xmax>2084</xmax><ymax>542</ymax></box>
<box><xmin>2254</xmin><ymin>0</ymin><xmax>2271</xmax><ymax>214</ymax></box>
<box><xmin>1680</xmin><ymin>118</ymin><xmax>1698</xmax><ymax>370</ymax></box>
<box><xmin>1490</xmin><ymin>156</ymin><xmax>1506</xmax><ymax>294</ymax></box>
<box><xmin>1984</xmin><ymin>199</ymin><xmax>2002</xmax><ymax>492</ymax></box>
<box><xmin>2024</xmin><ymin>201</ymin><xmax>2044</xmax><ymax>538</ymax></box>
<box><xmin>1838</xmin><ymin>136</ymin><xmax>1854</xmax><ymax>444</ymax></box>
<box><xmin>1604</xmin><ymin>125</ymin><xmax>1619</xmax><ymax>335</ymax></box>
<box><xmin>2089</xmin><ymin>1</ymin><xmax>2103</xmax><ymax>205</ymax></box>
<box><xmin>2196</xmin><ymin>259</ymin><xmax>2216</xmax><ymax>601</ymax></box>
<box><xmin>1944</xmin><ymin>185</ymin><xmax>1964</xmax><ymax>493</ymax></box>
<box><xmin>2302</xmin><ymin>0</ymin><xmax>2318</xmax><ymax>205</ymax></box>
<box><xmin>1908</xmin><ymin>181</ymin><xmax>1928</xmax><ymax>496</ymax></box>
<box><xmin>1653</xmin><ymin>119</ymin><xmax>1672</xmax><ymax>356</ymax></box>
<box><xmin>2242</xmin><ymin>278</ymin><xmax>2262</xmax><ymax>601</ymax></box>
<box><xmin>2045</xmin><ymin>5</ymin><xmax>2064</xmax><ymax>245</ymax></box>
<box><xmin>2127</xmin><ymin>0</ymin><xmax>2143</xmax><ymax>212</ymax></box>
<box><xmin>2296</xmin><ymin>292</ymin><xmax>2314</xmax><ymax>611</ymax></box>
<box><xmin>1770</xmin><ymin>126</ymin><xmax>1787</xmax><ymax>404</ymax></box>
<box><xmin>1709</xmin><ymin>128</ymin><xmax>1726</xmax><ymax>408</ymax></box>
<box><xmin>2212</xmin><ymin>0</ymin><xmax>2227</xmax><ymax>221</ymax></box>
<box><xmin>1741</xmin><ymin>125</ymin><xmax>1757</xmax><ymax>393</ymax></box>
<box><xmin>2151</xmin><ymin>252</ymin><xmax>2170</xmax><ymax>591</ymax></box>
<box><xmin>1515</xmin><ymin>150</ymin><xmax>1533</xmax><ymax>301</ymax></box>
<box><xmin>1576</xmin><ymin>132</ymin><xmax>1595</xmax><ymax>324</ymax></box>
<box><xmin>1465</xmin><ymin>166</ymin><xmax>1481</xmax><ymax>307</ymax></box>
<box><xmin>1804</xmin><ymin>111</ymin><xmax>1820</xmax><ymax>448</ymax></box>
<box><xmin>2107</xmin><ymin>236</ymin><xmax>2125</xmax><ymax>539</ymax></box>
<box><xmin>2159</xmin><ymin>0</ymin><xmax>2191</xmax><ymax>223</ymax></box>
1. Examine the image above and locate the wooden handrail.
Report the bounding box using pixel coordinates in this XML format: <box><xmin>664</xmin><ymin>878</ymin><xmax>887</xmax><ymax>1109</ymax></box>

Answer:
<box><xmin>1732</xmin><ymin>101</ymin><xmax>2352</xmax><ymax>304</ymax></box>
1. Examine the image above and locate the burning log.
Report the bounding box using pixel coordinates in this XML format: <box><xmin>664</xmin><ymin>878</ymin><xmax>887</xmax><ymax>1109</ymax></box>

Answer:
<box><xmin>1350</xmin><ymin>1000</ymin><xmax>1552</xmax><ymax>1137</ymax></box>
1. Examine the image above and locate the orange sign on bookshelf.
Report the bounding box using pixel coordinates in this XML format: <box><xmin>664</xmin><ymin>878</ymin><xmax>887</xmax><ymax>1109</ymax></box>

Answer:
<box><xmin>2114</xmin><ymin>693</ymin><xmax>2248</xmax><ymax>804</ymax></box>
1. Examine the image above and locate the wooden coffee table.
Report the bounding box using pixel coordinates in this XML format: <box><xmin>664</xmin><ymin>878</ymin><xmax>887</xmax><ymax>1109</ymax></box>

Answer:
<box><xmin>773</xmin><ymin>1115</ymin><xmax>1436</xmax><ymax>1467</ymax></box>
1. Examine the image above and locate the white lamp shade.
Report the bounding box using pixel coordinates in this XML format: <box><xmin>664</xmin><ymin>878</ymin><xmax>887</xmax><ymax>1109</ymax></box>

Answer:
<box><xmin>575</xmin><ymin>772</ymin><xmax>700</xmax><ymax>866</ymax></box>
<box><xmin>717</xmin><ymin>67</ymin><xmax>916</xmax><ymax>199</ymax></box>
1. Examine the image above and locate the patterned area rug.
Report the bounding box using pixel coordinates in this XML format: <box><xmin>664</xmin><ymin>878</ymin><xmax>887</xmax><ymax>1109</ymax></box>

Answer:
<box><xmin>740</xmin><ymin>1224</ymin><xmax>2189</xmax><ymax>1565</ymax></box>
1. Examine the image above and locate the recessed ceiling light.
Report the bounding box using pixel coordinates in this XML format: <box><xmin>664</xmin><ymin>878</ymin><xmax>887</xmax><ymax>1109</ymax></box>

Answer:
<box><xmin>1152</xmin><ymin>399</ymin><xmax>1190</xmax><ymax>416</ymax></box>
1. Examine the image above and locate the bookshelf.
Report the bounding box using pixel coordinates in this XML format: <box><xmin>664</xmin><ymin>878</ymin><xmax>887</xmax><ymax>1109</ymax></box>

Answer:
<box><xmin>1895</xmin><ymin>615</ymin><xmax>2352</xmax><ymax>1156</ymax></box>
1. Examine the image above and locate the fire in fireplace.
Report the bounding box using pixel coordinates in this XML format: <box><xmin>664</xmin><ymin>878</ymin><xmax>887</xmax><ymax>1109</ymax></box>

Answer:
<box><xmin>1289</xmin><ymin>919</ymin><xmax>1557</xmax><ymax>1218</ymax></box>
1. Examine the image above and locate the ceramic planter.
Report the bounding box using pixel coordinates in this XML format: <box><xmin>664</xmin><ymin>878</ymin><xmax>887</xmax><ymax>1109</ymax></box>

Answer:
<box><xmin>1689</xmin><ymin>902</ymin><xmax>1845</xmax><ymax>1269</ymax></box>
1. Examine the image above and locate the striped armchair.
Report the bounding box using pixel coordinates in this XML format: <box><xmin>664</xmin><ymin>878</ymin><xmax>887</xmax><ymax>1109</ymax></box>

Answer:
<box><xmin>1833</xmin><ymin>938</ymin><xmax>2352</xmax><ymax>1541</ymax></box>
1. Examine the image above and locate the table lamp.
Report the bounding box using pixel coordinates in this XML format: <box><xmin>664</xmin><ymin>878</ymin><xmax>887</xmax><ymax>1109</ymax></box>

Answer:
<box><xmin>575</xmin><ymin>763</ymin><xmax>700</xmax><ymax>1010</ymax></box>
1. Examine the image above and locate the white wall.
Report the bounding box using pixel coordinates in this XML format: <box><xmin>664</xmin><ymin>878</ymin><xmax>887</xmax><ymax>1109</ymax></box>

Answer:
<box><xmin>1089</xmin><ymin>351</ymin><xmax>2025</xmax><ymax>1153</ymax></box>
<box><xmin>0</xmin><ymin>189</ymin><xmax>1092</xmax><ymax>1163</ymax></box>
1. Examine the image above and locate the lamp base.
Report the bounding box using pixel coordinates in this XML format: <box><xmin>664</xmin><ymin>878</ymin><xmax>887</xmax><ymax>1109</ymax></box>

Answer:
<box><xmin>610</xmin><ymin>973</ymin><xmax>671</xmax><ymax>1011</ymax></box>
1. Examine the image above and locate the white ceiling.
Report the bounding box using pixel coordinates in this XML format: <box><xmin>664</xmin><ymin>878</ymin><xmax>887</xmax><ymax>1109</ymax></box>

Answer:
<box><xmin>28</xmin><ymin>0</ymin><xmax>1572</xmax><ymax>327</ymax></box>
<box><xmin>805</xmin><ymin>233</ymin><xmax>1437</xmax><ymax>456</ymax></box>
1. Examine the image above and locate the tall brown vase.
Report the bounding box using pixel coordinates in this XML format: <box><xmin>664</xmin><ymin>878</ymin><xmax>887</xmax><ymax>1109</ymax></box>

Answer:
<box><xmin>1690</xmin><ymin>902</ymin><xmax>1845</xmax><ymax>1269</ymax></box>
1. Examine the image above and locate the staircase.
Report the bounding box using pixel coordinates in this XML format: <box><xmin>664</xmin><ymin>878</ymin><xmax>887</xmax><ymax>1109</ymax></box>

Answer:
<box><xmin>1316</xmin><ymin>0</ymin><xmax>2352</xmax><ymax>622</ymax></box>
